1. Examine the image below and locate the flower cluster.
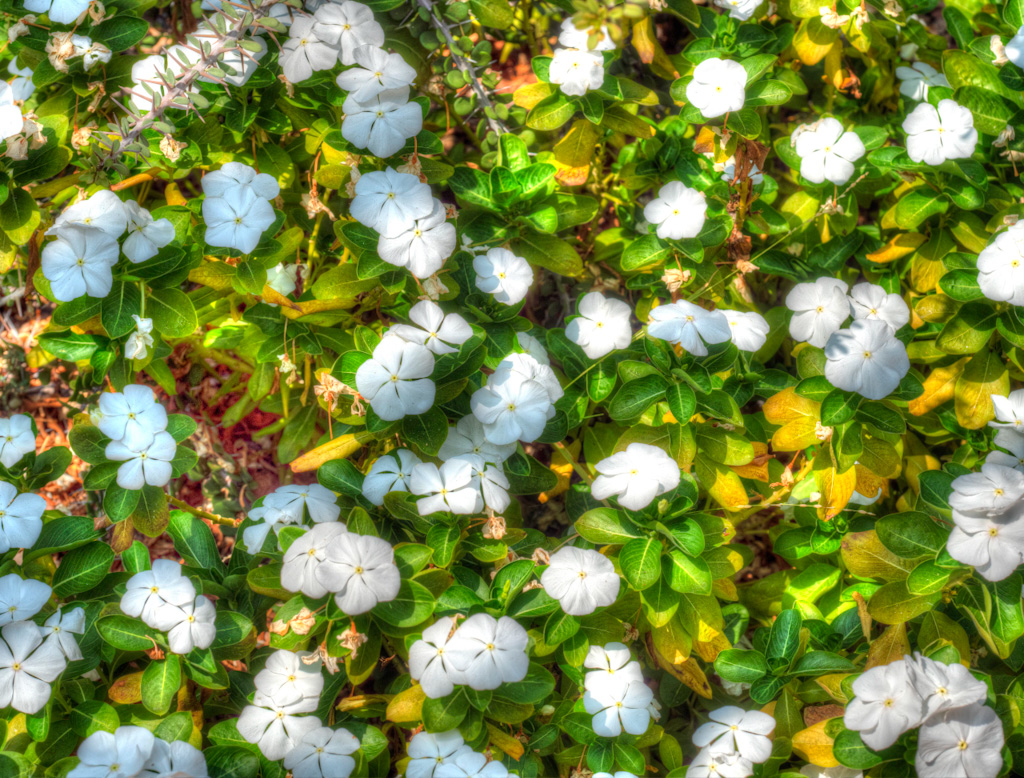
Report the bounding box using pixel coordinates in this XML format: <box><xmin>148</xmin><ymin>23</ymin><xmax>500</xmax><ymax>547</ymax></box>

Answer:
<box><xmin>201</xmin><ymin>161</ymin><xmax>281</xmax><ymax>255</ymax></box>
<box><xmin>582</xmin><ymin>643</ymin><xmax>655</xmax><ymax>737</ymax></box>
<box><xmin>549</xmin><ymin>19</ymin><xmax>610</xmax><ymax>97</ymax></box>
<box><xmin>120</xmin><ymin>559</ymin><xmax>216</xmax><ymax>654</ymax></box>
<box><xmin>69</xmin><ymin>725</ymin><xmax>208</xmax><ymax>778</ymax></box>
<box><xmin>690</xmin><ymin>705</ymin><xmax>775</xmax><ymax>778</ymax></box>
<box><xmin>99</xmin><ymin>385</ymin><xmax>175</xmax><ymax>490</ymax></box>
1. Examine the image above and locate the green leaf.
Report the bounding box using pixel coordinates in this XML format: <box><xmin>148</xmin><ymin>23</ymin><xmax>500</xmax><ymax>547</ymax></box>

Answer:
<box><xmin>96</xmin><ymin>615</ymin><xmax>159</xmax><ymax>651</ymax></box>
<box><xmin>608</xmin><ymin>375</ymin><xmax>668</xmax><ymax>421</ymax></box>
<box><xmin>373</xmin><ymin>579</ymin><xmax>436</xmax><ymax>627</ymax></box>
<box><xmin>875</xmin><ymin>512</ymin><xmax>947</xmax><ymax>558</ymax></box>
<box><xmin>91</xmin><ymin>16</ymin><xmax>149</xmax><ymax>51</ymax></box>
<box><xmin>422</xmin><ymin>690</ymin><xmax>470</xmax><ymax>731</ymax></box>
<box><xmin>167</xmin><ymin>511</ymin><xmax>223</xmax><ymax>571</ymax></box>
<box><xmin>510</xmin><ymin>230</ymin><xmax>583</xmax><ymax>277</ymax></box>
<box><xmin>246</xmin><ymin>563</ymin><xmax>290</xmax><ymax>599</ymax></box>
<box><xmin>663</xmin><ymin>549</ymin><xmax>712</xmax><ymax>594</ymax></box>
<box><xmin>894</xmin><ymin>190</ymin><xmax>947</xmax><ymax>229</ymax></box>
<box><xmin>38</xmin><ymin>332</ymin><xmax>107</xmax><ymax>362</ymax></box>
<box><xmin>766</xmin><ymin>609</ymin><xmax>801</xmax><ymax>668</ymax></box>
<box><xmin>526</xmin><ymin>94</ymin><xmax>575</xmax><ymax>131</ymax></box>
<box><xmin>575</xmin><ymin>508</ymin><xmax>643</xmax><ymax>544</ymax></box>
<box><xmin>619</xmin><ymin>537</ymin><xmax>662</xmax><ymax>591</ymax></box>
<box><xmin>101</xmin><ymin>281</ymin><xmax>142</xmax><ymax>338</ymax></box>
<box><xmin>992</xmin><ymin>575</ymin><xmax>1024</xmax><ymax>644</ymax></box>
<box><xmin>141</xmin><ymin>656</ymin><xmax>181</xmax><ymax>715</ymax></box>
<box><xmin>820</xmin><ymin>389</ymin><xmax>859</xmax><ymax>426</ymax></box>
<box><xmin>402</xmin><ymin>407</ymin><xmax>449</xmax><ymax>456</ymax></box>
<box><xmin>725</xmin><ymin>109</ymin><xmax>762</xmax><ymax>139</ymax></box>
<box><xmin>0</xmin><ymin>188</ymin><xmax>41</xmax><ymax>245</ymax></box>
<box><xmin>715</xmin><ymin>649</ymin><xmax>768</xmax><ymax>682</ymax></box>
<box><xmin>148</xmin><ymin>288</ymin><xmax>198</xmax><ymax>338</ymax></box>
<box><xmin>621</xmin><ymin>234</ymin><xmax>670</xmax><ymax>271</ymax></box>
<box><xmin>51</xmin><ymin>542</ymin><xmax>113</xmax><ymax>597</ymax></box>
<box><xmin>24</xmin><ymin>516</ymin><xmax>101</xmax><ymax>562</ymax></box>
<box><xmin>666</xmin><ymin>383</ymin><xmax>696</xmax><ymax>423</ymax></box>
<box><xmin>936</xmin><ymin>302</ymin><xmax>998</xmax><ymax>355</ymax></box>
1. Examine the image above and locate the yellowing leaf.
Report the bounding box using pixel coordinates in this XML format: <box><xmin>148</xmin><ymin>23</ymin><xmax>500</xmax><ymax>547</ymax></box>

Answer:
<box><xmin>866</xmin><ymin>232</ymin><xmax>926</xmax><ymax>264</ymax></box>
<box><xmin>513</xmin><ymin>81</ymin><xmax>557</xmax><ymax>110</ymax></box>
<box><xmin>772</xmin><ymin>418</ymin><xmax>821</xmax><ymax>452</ymax></box>
<box><xmin>290</xmin><ymin>431</ymin><xmax>374</xmax><ymax>473</ymax></box>
<box><xmin>108</xmin><ymin>671</ymin><xmax>144</xmax><ymax>704</ymax></box>
<box><xmin>696</xmin><ymin>458</ymin><xmax>750</xmax><ymax>511</ymax></box>
<box><xmin>866</xmin><ymin>623</ymin><xmax>911</xmax><ymax>669</ymax></box>
<box><xmin>792</xmin><ymin>720</ymin><xmax>839</xmax><ymax>768</ymax></box>
<box><xmin>732</xmin><ymin>441</ymin><xmax>771</xmax><ymax>481</ymax></box>
<box><xmin>486</xmin><ymin>723</ymin><xmax>526</xmax><ymax>760</ymax></box>
<box><xmin>631</xmin><ymin>17</ymin><xmax>677</xmax><ymax>78</ymax></box>
<box><xmin>841</xmin><ymin>530</ymin><xmax>915</xmax><ymax>582</ymax></box>
<box><xmin>793</xmin><ymin>19</ymin><xmax>837</xmax><ymax>66</ymax></box>
<box><xmin>955</xmin><ymin>350</ymin><xmax>1009</xmax><ymax>430</ymax></box>
<box><xmin>763</xmin><ymin>387</ymin><xmax>821</xmax><ymax>425</ymax></box>
<box><xmin>693</xmin><ymin>622</ymin><xmax>731</xmax><ymax>663</ymax></box>
<box><xmin>385</xmin><ymin>684</ymin><xmax>426</xmax><ymax>723</ymax></box>
<box><xmin>909</xmin><ymin>358</ymin><xmax>968</xmax><ymax>416</ymax></box>
<box><xmin>813</xmin><ymin>450</ymin><xmax>857</xmax><ymax>520</ymax></box>
<box><xmin>553</xmin><ymin>120</ymin><xmax>601</xmax><ymax>170</ymax></box>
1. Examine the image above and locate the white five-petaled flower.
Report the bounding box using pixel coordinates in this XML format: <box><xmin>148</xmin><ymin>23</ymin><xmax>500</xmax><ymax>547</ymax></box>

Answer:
<box><xmin>253</xmin><ymin>649</ymin><xmax>325</xmax><ymax>712</ymax></box>
<box><xmin>262</xmin><ymin>483</ymin><xmax>342</xmax><ymax>525</ymax></box>
<box><xmin>540</xmin><ymin>547</ymin><xmax>620</xmax><ymax>616</ymax></box>
<box><xmin>410</xmin><ymin>458</ymin><xmax>484</xmax><ymax>515</ymax></box>
<box><xmin>786</xmin><ymin>278</ymin><xmax>850</xmax><ymax>348</ymax></box>
<box><xmin>281</xmin><ymin>522</ymin><xmax>349</xmax><ymax>599</ymax></box>
<box><xmin>643</xmin><ymin>181</ymin><xmax>707</xmax><ymax>241</ymax></box>
<box><xmin>283</xmin><ymin>726</ymin><xmax>361</xmax><ymax>778</ymax></box>
<box><xmin>202</xmin><ymin>161</ymin><xmax>281</xmax><ymax>201</ymax></box>
<box><xmin>793</xmin><ymin>118</ymin><xmax>866</xmax><ymax>186</ymax></box>
<box><xmin>139</xmin><ymin>738</ymin><xmax>209</xmax><ymax>778</ymax></box>
<box><xmin>847</xmin><ymin>282</ymin><xmax>910</xmax><ymax>332</ymax></box>
<box><xmin>70</xmin><ymin>35</ymin><xmax>111</xmax><ymax>71</ymax></box>
<box><xmin>355</xmin><ymin>336</ymin><xmax>436</xmax><ymax>421</ymax></box>
<box><xmin>473</xmin><ymin>248</ymin><xmax>533</xmax><ymax>306</ymax></box>
<box><xmin>203</xmin><ymin>187</ymin><xmax>277</xmax><ymax>255</ymax></box>
<box><xmin>279</xmin><ymin>17</ymin><xmax>339</xmax><ymax>84</ymax></box>
<box><xmin>391</xmin><ymin>300</ymin><xmax>473</xmax><ymax>355</ymax></box>
<box><xmin>0</xmin><ymin>415</ymin><xmax>34</xmax><ymax>469</ymax></box>
<box><xmin>435</xmin><ymin>749</ymin><xmax>510</xmax><ymax>778</ymax></box>
<box><xmin>237</xmin><ymin>702</ymin><xmax>321</xmax><ymax>761</ymax></box>
<box><xmin>0</xmin><ymin>573</ymin><xmax>51</xmax><ymax>625</ymax></box>
<box><xmin>902</xmin><ymin>99</ymin><xmax>977</xmax><ymax>165</ymax></box>
<box><xmin>41</xmin><ymin>225</ymin><xmax>119</xmax><ymax>302</ymax></box>
<box><xmin>978</xmin><ymin>222</ymin><xmax>1024</xmax><ymax>307</ymax></box>
<box><xmin>406</xmin><ymin>730</ymin><xmax>472</xmax><ymax>778</ymax></box>
<box><xmin>583</xmin><ymin>674</ymin><xmax>654</xmax><ymax>737</ymax></box>
<box><xmin>125</xmin><ymin>316</ymin><xmax>155</xmax><ymax>361</ymax></box>
<box><xmin>906</xmin><ymin>653</ymin><xmax>987</xmax><ymax>719</ymax></box>
<box><xmin>336</xmin><ymin>45</ymin><xmax>417</xmax><ymax>102</ymax></box>
<box><xmin>342</xmin><ymin>87</ymin><xmax>423</xmax><ymax>159</ymax></box>
<box><xmin>362</xmin><ymin>449</ymin><xmax>422</xmax><ymax>506</ymax></box>
<box><xmin>0</xmin><ymin>82</ymin><xmax>22</xmax><ymax>140</ymax></box>
<box><xmin>67</xmin><ymin>726</ymin><xmax>157</xmax><ymax>778</ymax></box>
<box><xmin>377</xmin><ymin>198</ymin><xmax>456</xmax><ymax>278</ymax></box>
<box><xmin>584</xmin><ymin>642</ymin><xmax>644</xmax><ymax>692</ymax></box>
<box><xmin>989</xmin><ymin>428</ymin><xmax>1024</xmax><ymax>472</ymax></box>
<box><xmin>719</xmin><ymin>310</ymin><xmax>770</xmax><ymax>352</ymax></box>
<box><xmin>0</xmin><ymin>480</ymin><xmax>44</xmax><ymax>555</ymax></box>
<box><xmin>947</xmin><ymin>511</ymin><xmax>1024</xmax><ymax>581</ymax></box>
<box><xmin>351</xmin><ymin>167</ymin><xmax>434</xmax><ymax>238</ymax></box>
<box><xmin>23</xmin><ymin>0</ymin><xmax>90</xmax><ymax>24</ymax></box>
<box><xmin>312</xmin><ymin>0</ymin><xmax>385</xmax><ymax>65</ymax></box>
<box><xmin>7</xmin><ymin>62</ymin><xmax>34</xmax><ymax>104</ymax></box>
<box><xmin>647</xmin><ymin>301</ymin><xmax>731</xmax><ymax>357</ymax></box>
<box><xmin>687</xmin><ymin>748</ymin><xmax>754</xmax><ymax>778</ymax></box>
<box><xmin>315</xmin><ymin>532</ymin><xmax>401</xmax><ymax>615</ymax></box>
<box><xmin>470</xmin><ymin>370</ymin><xmax>553</xmax><ymax>445</ymax></box>
<box><xmin>459</xmin><ymin>453</ymin><xmax>511</xmax><ymax>513</ymax></box>
<box><xmin>949</xmin><ymin>464</ymin><xmax>1024</xmax><ymax>518</ymax></box>
<box><xmin>50</xmin><ymin>190</ymin><xmax>128</xmax><ymax>238</ymax></box>
<box><xmin>991</xmin><ymin>389</ymin><xmax>1024</xmax><ymax>431</ymax></box>
<box><xmin>0</xmin><ymin>620</ymin><xmax>66</xmax><ymax>714</ymax></box>
<box><xmin>97</xmin><ymin>384</ymin><xmax>168</xmax><ymax>450</ymax></box>
<box><xmin>824</xmin><ymin>320</ymin><xmax>910</xmax><ymax>400</ymax></box>
<box><xmin>711</xmin><ymin>0</ymin><xmax>761</xmax><ymax>21</ymax></box>
<box><xmin>566</xmin><ymin>292</ymin><xmax>633</xmax><ymax>359</ymax></box>
<box><xmin>692</xmin><ymin>706</ymin><xmax>776</xmax><ymax>764</ymax></box>
<box><xmin>895</xmin><ymin>61</ymin><xmax>949</xmax><ymax>101</ymax></box>
<box><xmin>843</xmin><ymin>659</ymin><xmax>924</xmax><ymax>750</ymax></box>
<box><xmin>409</xmin><ymin>618</ymin><xmax>462</xmax><ymax>699</ymax></box>
<box><xmin>549</xmin><ymin>48</ymin><xmax>605</xmax><ymax>97</ymax></box>
<box><xmin>443</xmin><ymin>613</ymin><xmax>529</xmax><ymax>691</ymax></box>
<box><xmin>438</xmin><ymin>415</ymin><xmax>517</xmax><ymax>465</ymax></box>
<box><xmin>106</xmin><ymin>431</ymin><xmax>177</xmax><ymax>490</ymax></box>
<box><xmin>120</xmin><ymin>559</ymin><xmax>197</xmax><ymax>632</ymax></box>
<box><xmin>591</xmin><ymin>443</ymin><xmax>681</xmax><ymax>510</ymax></box>
<box><xmin>39</xmin><ymin>606</ymin><xmax>85</xmax><ymax>661</ymax></box>
<box><xmin>121</xmin><ymin>200</ymin><xmax>175</xmax><ymax>263</ymax></box>
<box><xmin>1007</xmin><ymin>25</ymin><xmax>1024</xmax><ymax>70</ymax></box>
<box><xmin>686</xmin><ymin>58</ymin><xmax>747</xmax><ymax>119</ymax></box>
<box><xmin>915</xmin><ymin>703</ymin><xmax>1004</xmax><ymax>778</ymax></box>
<box><xmin>558</xmin><ymin>19</ymin><xmax>615</xmax><ymax>51</ymax></box>
<box><xmin>165</xmin><ymin>595</ymin><xmax>217</xmax><ymax>655</ymax></box>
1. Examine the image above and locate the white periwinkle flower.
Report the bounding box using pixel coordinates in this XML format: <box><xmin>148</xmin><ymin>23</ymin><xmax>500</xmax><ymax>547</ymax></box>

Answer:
<box><xmin>407</xmin><ymin>730</ymin><xmax>472</xmax><ymax>778</ymax></box>
<box><xmin>566</xmin><ymin>292</ymin><xmax>633</xmax><ymax>359</ymax></box>
<box><xmin>0</xmin><ymin>620</ymin><xmax>66</xmax><ymax>714</ymax></box>
<box><xmin>0</xmin><ymin>574</ymin><xmax>51</xmax><ymax>625</ymax></box>
<box><xmin>436</xmin><ymin>749</ymin><xmax>510</xmax><ymax>778</ymax></box>
<box><xmin>237</xmin><ymin>702</ymin><xmax>320</xmax><ymax>761</ymax></box>
<box><xmin>166</xmin><ymin>595</ymin><xmax>217</xmax><ymax>655</ymax></box>
<box><xmin>342</xmin><ymin>87</ymin><xmax>422</xmax><ymax>158</ymax></box>
<box><xmin>794</xmin><ymin>118</ymin><xmax>866</xmax><ymax>186</ymax></box>
<box><xmin>643</xmin><ymin>181</ymin><xmax>707</xmax><ymax>241</ymax></box>
<box><xmin>391</xmin><ymin>300</ymin><xmax>472</xmax><ymax>355</ymax></box>
<box><xmin>362</xmin><ymin>449</ymin><xmax>422</xmax><ymax>505</ymax></box>
<box><xmin>895</xmin><ymin>61</ymin><xmax>949</xmax><ymax>101</ymax></box>
<box><xmin>50</xmin><ymin>190</ymin><xmax>127</xmax><ymax>238</ymax></box>
<box><xmin>473</xmin><ymin>248</ymin><xmax>533</xmax><ymax>305</ymax></box>
<box><xmin>409</xmin><ymin>618</ymin><xmax>462</xmax><ymax>699</ymax></box>
<box><xmin>125</xmin><ymin>316</ymin><xmax>154</xmax><ymax>361</ymax></box>
<box><xmin>687</xmin><ymin>749</ymin><xmax>753</xmax><ymax>778</ymax></box>
<box><xmin>267</xmin><ymin>263</ymin><xmax>300</xmax><ymax>297</ymax></box>
<box><xmin>23</xmin><ymin>0</ymin><xmax>90</xmax><ymax>24</ymax></box>
<box><xmin>140</xmin><ymin>738</ymin><xmax>209</xmax><ymax>778</ymax></box>
<box><xmin>549</xmin><ymin>48</ymin><xmax>605</xmax><ymax>97</ymax></box>
<box><xmin>351</xmin><ymin>167</ymin><xmax>433</xmax><ymax>238</ymax></box>
<box><xmin>377</xmin><ymin>199</ymin><xmax>456</xmax><ymax>278</ymax></box>
<box><xmin>989</xmin><ymin>428</ymin><xmax>1024</xmax><ymax>471</ymax></box>
<box><xmin>992</xmin><ymin>389</ymin><xmax>1024</xmax><ymax>431</ymax></box>
<box><xmin>847</xmin><ymin>282</ymin><xmax>910</xmax><ymax>332</ymax></box>
<box><xmin>786</xmin><ymin>278</ymin><xmax>850</xmax><ymax>348</ymax></box>
<box><xmin>284</xmin><ymin>727</ymin><xmax>361</xmax><ymax>778</ymax></box>
<box><xmin>978</xmin><ymin>223</ymin><xmax>1024</xmax><ymax>307</ymax></box>
<box><xmin>41</xmin><ymin>225</ymin><xmax>119</xmax><ymax>302</ymax></box>
<box><xmin>0</xmin><ymin>82</ymin><xmax>22</xmax><ymax>140</ymax></box>
<box><xmin>693</xmin><ymin>706</ymin><xmax>776</xmax><ymax>764</ymax></box>
<box><xmin>947</xmin><ymin>511</ymin><xmax>1024</xmax><ymax>581</ymax></box>
<box><xmin>8</xmin><ymin>61</ymin><xmax>35</xmax><ymax>104</ymax></box>
<box><xmin>540</xmin><ymin>547</ymin><xmax>620</xmax><ymax>616</ymax></box>
<box><xmin>470</xmin><ymin>371</ymin><xmax>553</xmax><ymax>445</ymax></box>
<box><xmin>906</xmin><ymin>653</ymin><xmax>987</xmax><ymax>718</ymax></box>
<box><xmin>336</xmin><ymin>45</ymin><xmax>417</xmax><ymax>102</ymax></box>
<box><xmin>647</xmin><ymin>301</ymin><xmax>731</xmax><ymax>356</ymax></box>
<box><xmin>591</xmin><ymin>443</ymin><xmax>681</xmax><ymax>510</ymax></box>
<box><xmin>97</xmin><ymin>384</ymin><xmax>168</xmax><ymax>450</ymax></box>
<box><xmin>0</xmin><ymin>481</ymin><xmax>44</xmax><ymax>554</ymax></box>
<box><xmin>39</xmin><ymin>607</ymin><xmax>85</xmax><ymax>661</ymax></box>
<box><xmin>711</xmin><ymin>0</ymin><xmax>761</xmax><ymax>21</ymax></box>
<box><xmin>686</xmin><ymin>58</ymin><xmax>747</xmax><ymax>118</ymax></box>
<box><xmin>720</xmin><ymin>310</ymin><xmax>770</xmax><ymax>352</ymax></box>
<box><xmin>1007</xmin><ymin>25</ymin><xmax>1024</xmax><ymax>69</ymax></box>
<box><xmin>106</xmin><ymin>431</ymin><xmax>177</xmax><ymax>490</ymax></box>
<box><xmin>202</xmin><ymin>161</ymin><xmax>281</xmax><ymax>201</ymax></box>
<box><xmin>584</xmin><ymin>643</ymin><xmax>644</xmax><ymax>692</ymax></box>
<box><xmin>843</xmin><ymin>659</ymin><xmax>924</xmax><ymax>750</ymax></box>
<box><xmin>279</xmin><ymin>17</ymin><xmax>339</xmax><ymax>83</ymax></box>
<box><xmin>444</xmin><ymin>613</ymin><xmax>529</xmax><ymax>691</ymax></box>
<box><xmin>823</xmin><ymin>320</ymin><xmax>910</xmax><ymax>400</ymax></box>
<box><xmin>312</xmin><ymin>1</ymin><xmax>385</xmax><ymax>65</ymax></box>
<box><xmin>254</xmin><ymin>649</ymin><xmax>324</xmax><ymax>711</ymax></box>
<box><xmin>122</xmin><ymin>200</ymin><xmax>175</xmax><ymax>263</ymax></box>
<box><xmin>903</xmin><ymin>99</ymin><xmax>977</xmax><ymax>165</ymax></box>
<box><xmin>120</xmin><ymin>559</ymin><xmax>197</xmax><ymax>632</ymax></box>
<box><xmin>916</xmin><ymin>703</ymin><xmax>1004</xmax><ymax>778</ymax></box>
<box><xmin>439</xmin><ymin>415</ymin><xmax>516</xmax><ymax>465</ymax></box>
<box><xmin>203</xmin><ymin>188</ymin><xmax>277</xmax><ymax>255</ymax></box>
<box><xmin>410</xmin><ymin>459</ymin><xmax>483</xmax><ymax>515</ymax></box>
<box><xmin>584</xmin><ymin>675</ymin><xmax>654</xmax><ymax>737</ymax></box>
<box><xmin>950</xmin><ymin>464</ymin><xmax>1024</xmax><ymax>518</ymax></box>
<box><xmin>355</xmin><ymin>336</ymin><xmax>436</xmax><ymax>421</ymax></box>
<box><xmin>264</xmin><ymin>483</ymin><xmax>341</xmax><ymax>525</ymax></box>
<box><xmin>315</xmin><ymin>532</ymin><xmax>401</xmax><ymax>615</ymax></box>
<box><xmin>68</xmin><ymin>727</ymin><xmax>156</xmax><ymax>778</ymax></box>
<box><xmin>558</xmin><ymin>19</ymin><xmax>615</xmax><ymax>51</ymax></box>
<box><xmin>0</xmin><ymin>415</ymin><xmax>35</xmax><ymax>468</ymax></box>
<box><xmin>460</xmin><ymin>454</ymin><xmax>511</xmax><ymax>513</ymax></box>
<box><xmin>281</xmin><ymin>522</ymin><xmax>348</xmax><ymax>599</ymax></box>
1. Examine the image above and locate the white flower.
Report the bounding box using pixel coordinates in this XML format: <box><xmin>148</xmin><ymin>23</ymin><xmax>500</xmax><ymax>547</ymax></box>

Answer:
<box><xmin>786</xmin><ymin>278</ymin><xmax>850</xmax><ymax>348</ymax></box>
<box><xmin>584</xmin><ymin>676</ymin><xmax>653</xmax><ymax>737</ymax></box>
<box><xmin>0</xmin><ymin>573</ymin><xmax>51</xmax><ymax>625</ymax></box>
<box><xmin>22</xmin><ymin>0</ymin><xmax>90</xmax><ymax>25</ymax></box>
<box><xmin>558</xmin><ymin>19</ymin><xmax>615</xmax><ymax>51</ymax></box>
<box><xmin>0</xmin><ymin>415</ymin><xmax>34</xmax><ymax>469</ymax></box>
<box><xmin>237</xmin><ymin>703</ymin><xmax>320</xmax><ymax>761</ymax></box>
<box><xmin>1008</xmin><ymin>25</ymin><xmax>1024</xmax><ymax>69</ymax></box>
<box><xmin>719</xmin><ymin>310</ymin><xmax>770</xmax><ymax>352</ymax></box>
<box><xmin>549</xmin><ymin>48</ymin><xmax>604</xmax><ymax>97</ymax></box>
<box><xmin>591</xmin><ymin>442</ymin><xmax>680</xmax><ymax>510</ymax></box>
<box><xmin>410</xmin><ymin>459</ymin><xmax>483</xmax><ymax>515</ymax></box>
<box><xmin>906</xmin><ymin>653</ymin><xmax>987</xmax><ymax>718</ymax></box>
<box><xmin>978</xmin><ymin>223</ymin><xmax>1024</xmax><ymax>307</ymax></box>
<box><xmin>0</xmin><ymin>82</ymin><xmax>22</xmax><ymax>140</ymax></box>
<box><xmin>435</xmin><ymin>750</ymin><xmax>510</xmax><ymax>778</ymax></box>
<box><xmin>903</xmin><ymin>99</ymin><xmax>977</xmax><ymax>165</ymax></box>
<box><xmin>253</xmin><ymin>649</ymin><xmax>324</xmax><ymax>712</ymax></box>
<box><xmin>106</xmin><ymin>431</ymin><xmax>177</xmax><ymax>490</ymax></box>
<box><xmin>166</xmin><ymin>595</ymin><xmax>217</xmax><ymax>655</ymax></box>
<box><xmin>711</xmin><ymin>0</ymin><xmax>761</xmax><ymax>21</ymax></box>
<box><xmin>992</xmin><ymin>389</ymin><xmax>1024</xmax><ymax>431</ymax></box>
<box><xmin>719</xmin><ymin>156</ymin><xmax>763</xmax><ymax>185</ymax></box>
<box><xmin>122</xmin><ymin>200</ymin><xmax>175</xmax><ymax>263</ymax></box>
<box><xmin>279</xmin><ymin>17</ymin><xmax>339</xmax><ymax>84</ymax></box>
<box><xmin>315</xmin><ymin>532</ymin><xmax>401</xmax><ymax>614</ymax></box>
<box><xmin>843</xmin><ymin>660</ymin><xmax>924</xmax><ymax>750</ymax></box>
<box><xmin>687</xmin><ymin>748</ymin><xmax>754</xmax><ymax>778</ymax></box>
<box><xmin>39</xmin><ymin>606</ymin><xmax>85</xmax><ymax>661</ymax></box>
<box><xmin>361</xmin><ymin>450</ymin><xmax>421</xmax><ymax>506</ymax></box>
<box><xmin>169</xmin><ymin>26</ymin><xmax>265</xmax><ymax>88</ymax></box>
<box><xmin>686</xmin><ymin>58</ymin><xmax>746</xmax><ymax>118</ymax></box>
<box><xmin>68</xmin><ymin>727</ymin><xmax>156</xmax><ymax>778</ymax></box>
<box><xmin>342</xmin><ymin>87</ymin><xmax>422</xmax><ymax>158</ymax></box>
<box><xmin>693</xmin><ymin>706</ymin><xmax>775</xmax><ymax>764</ymax></box>
<box><xmin>203</xmin><ymin>188</ymin><xmax>277</xmax><ymax>255</ymax></box>
<box><xmin>824</xmin><ymin>320</ymin><xmax>910</xmax><ymax>400</ymax></box>
<box><xmin>407</xmin><ymin>730</ymin><xmax>472</xmax><ymax>778</ymax></box>
<box><xmin>566</xmin><ymin>292</ymin><xmax>632</xmax><ymax>359</ymax></box>
<box><xmin>203</xmin><ymin>162</ymin><xmax>281</xmax><ymax>201</ymax></box>
<box><xmin>0</xmin><ymin>620</ymin><xmax>66</xmax><ymax>714</ymax></box>
<box><xmin>281</xmin><ymin>522</ymin><xmax>348</xmax><ymax>599</ymax></box>
<box><xmin>444</xmin><ymin>613</ymin><xmax>529</xmax><ymax>691</ymax></box>
<box><xmin>140</xmin><ymin>738</ymin><xmax>209</xmax><ymax>778</ymax></box>
<box><xmin>989</xmin><ymin>429</ymin><xmax>1024</xmax><ymax>471</ymax></box>
<box><xmin>41</xmin><ymin>225</ymin><xmax>119</xmax><ymax>302</ymax></box>
<box><xmin>460</xmin><ymin>454</ymin><xmax>511</xmax><ymax>513</ymax></box>
<box><xmin>120</xmin><ymin>559</ymin><xmax>197</xmax><ymax>632</ymax></box>
<box><xmin>916</xmin><ymin>703</ymin><xmax>1004</xmax><ymax>778</ymax></box>
<box><xmin>473</xmin><ymin>248</ymin><xmax>533</xmax><ymax>305</ymax></box>
<box><xmin>847</xmin><ymin>282</ymin><xmax>909</xmax><ymax>332</ymax></box>
<box><xmin>267</xmin><ymin>263</ymin><xmax>300</xmax><ymax>297</ymax></box>
<box><xmin>378</xmin><ymin>199</ymin><xmax>456</xmax><ymax>278</ymax></box>
<box><xmin>643</xmin><ymin>181</ymin><xmax>707</xmax><ymax>241</ymax></box>
<box><xmin>438</xmin><ymin>415</ymin><xmax>516</xmax><ymax>464</ymax></box>
<box><xmin>409</xmin><ymin>618</ymin><xmax>462</xmax><ymax>698</ymax></box>
<box><xmin>312</xmin><ymin>1</ymin><xmax>385</xmax><ymax>65</ymax></box>
<box><xmin>947</xmin><ymin>512</ymin><xmax>1024</xmax><ymax>581</ymax></box>
<box><xmin>264</xmin><ymin>483</ymin><xmax>341</xmax><ymax>524</ymax></box>
<box><xmin>0</xmin><ymin>483</ymin><xmax>43</xmax><ymax>559</ymax></box>
<box><xmin>97</xmin><ymin>384</ymin><xmax>168</xmax><ymax>450</ymax></box>
<box><xmin>355</xmin><ymin>336</ymin><xmax>436</xmax><ymax>421</ymax></box>
<box><xmin>470</xmin><ymin>371</ymin><xmax>552</xmax><ymax>445</ymax></box>
<box><xmin>794</xmin><ymin>118</ymin><xmax>866</xmax><ymax>186</ymax></box>
<box><xmin>8</xmin><ymin>62</ymin><xmax>34</xmax><ymax>104</ymax></box>
<box><xmin>128</xmin><ymin>54</ymin><xmax>191</xmax><ymax>113</ymax></box>
<box><xmin>584</xmin><ymin>643</ymin><xmax>644</xmax><ymax>688</ymax></box>
<box><xmin>646</xmin><ymin>301</ymin><xmax>731</xmax><ymax>356</ymax></box>
<box><xmin>351</xmin><ymin>167</ymin><xmax>434</xmax><ymax>238</ymax></box>
<box><xmin>336</xmin><ymin>45</ymin><xmax>417</xmax><ymax>102</ymax></box>
<box><xmin>950</xmin><ymin>464</ymin><xmax>1024</xmax><ymax>518</ymax></box>
<box><xmin>391</xmin><ymin>300</ymin><xmax>472</xmax><ymax>355</ymax></box>
<box><xmin>516</xmin><ymin>332</ymin><xmax>549</xmax><ymax>364</ymax></box>
<box><xmin>125</xmin><ymin>316</ymin><xmax>154</xmax><ymax>361</ymax></box>
<box><xmin>50</xmin><ymin>190</ymin><xmax>127</xmax><ymax>238</ymax></box>
<box><xmin>72</xmin><ymin>36</ymin><xmax>111</xmax><ymax>71</ymax></box>
<box><xmin>895</xmin><ymin>61</ymin><xmax>949</xmax><ymax>101</ymax></box>
<box><xmin>541</xmin><ymin>547</ymin><xmax>620</xmax><ymax>616</ymax></box>
<box><xmin>243</xmin><ymin>500</ymin><xmax>303</xmax><ymax>555</ymax></box>
<box><xmin>284</xmin><ymin>727</ymin><xmax>360</xmax><ymax>778</ymax></box>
